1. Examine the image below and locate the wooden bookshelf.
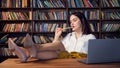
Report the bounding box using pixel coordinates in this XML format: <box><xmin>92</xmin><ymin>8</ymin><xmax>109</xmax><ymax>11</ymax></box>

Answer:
<box><xmin>0</xmin><ymin>0</ymin><xmax>120</xmax><ymax>61</ymax></box>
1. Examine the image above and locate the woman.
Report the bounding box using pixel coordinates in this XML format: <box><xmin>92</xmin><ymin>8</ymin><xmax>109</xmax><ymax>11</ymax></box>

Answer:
<box><xmin>8</xmin><ymin>12</ymin><xmax>96</xmax><ymax>62</ymax></box>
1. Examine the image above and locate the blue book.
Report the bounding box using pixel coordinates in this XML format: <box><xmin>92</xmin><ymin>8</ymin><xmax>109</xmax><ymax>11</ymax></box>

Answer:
<box><xmin>42</xmin><ymin>23</ymin><xmax>48</xmax><ymax>32</ymax></box>
<box><xmin>67</xmin><ymin>0</ymin><xmax>71</xmax><ymax>8</ymax></box>
<box><xmin>75</xmin><ymin>0</ymin><xmax>81</xmax><ymax>7</ymax></box>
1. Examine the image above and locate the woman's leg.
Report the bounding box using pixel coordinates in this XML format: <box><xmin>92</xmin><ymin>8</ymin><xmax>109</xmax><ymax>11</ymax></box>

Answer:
<box><xmin>24</xmin><ymin>34</ymin><xmax>66</xmax><ymax>60</ymax></box>
<box><xmin>35</xmin><ymin>42</ymin><xmax>65</xmax><ymax>52</ymax></box>
<box><xmin>36</xmin><ymin>51</ymin><xmax>58</xmax><ymax>60</ymax></box>
<box><xmin>23</xmin><ymin>34</ymin><xmax>37</xmax><ymax>58</ymax></box>
<box><xmin>8</xmin><ymin>38</ymin><xmax>28</xmax><ymax>62</ymax></box>
<box><xmin>35</xmin><ymin>42</ymin><xmax>66</xmax><ymax>59</ymax></box>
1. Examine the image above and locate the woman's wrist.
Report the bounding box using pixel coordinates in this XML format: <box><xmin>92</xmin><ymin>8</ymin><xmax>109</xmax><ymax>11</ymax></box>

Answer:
<box><xmin>52</xmin><ymin>36</ymin><xmax>60</xmax><ymax>43</ymax></box>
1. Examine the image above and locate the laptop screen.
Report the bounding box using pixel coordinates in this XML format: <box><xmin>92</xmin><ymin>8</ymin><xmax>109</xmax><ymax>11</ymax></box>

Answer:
<box><xmin>79</xmin><ymin>39</ymin><xmax>120</xmax><ymax>64</ymax></box>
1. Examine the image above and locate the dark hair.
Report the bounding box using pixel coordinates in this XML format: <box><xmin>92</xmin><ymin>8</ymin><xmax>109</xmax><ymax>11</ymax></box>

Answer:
<box><xmin>69</xmin><ymin>12</ymin><xmax>91</xmax><ymax>34</ymax></box>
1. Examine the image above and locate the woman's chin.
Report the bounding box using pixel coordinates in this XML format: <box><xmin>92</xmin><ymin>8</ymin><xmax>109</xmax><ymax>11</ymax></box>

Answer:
<box><xmin>72</xmin><ymin>29</ymin><xmax>75</xmax><ymax>32</ymax></box>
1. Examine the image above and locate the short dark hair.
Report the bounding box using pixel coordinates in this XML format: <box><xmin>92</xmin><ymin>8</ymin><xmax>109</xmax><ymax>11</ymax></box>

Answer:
<box><xmin>69</xmin><ymin>12</ymin><xmax>91</xmax><ymax>34</ymax></box>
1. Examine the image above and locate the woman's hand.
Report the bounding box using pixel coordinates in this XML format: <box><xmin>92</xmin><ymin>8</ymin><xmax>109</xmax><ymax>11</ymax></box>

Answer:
<box><xmin>55</xmin><ymin>28</ymin><xmax>63</xmax><ymax>37</ymax></box>
<box><xmin>53</xmin><ymin>28</ymin><xmax>63</xmax><ymax>43</ymax></box>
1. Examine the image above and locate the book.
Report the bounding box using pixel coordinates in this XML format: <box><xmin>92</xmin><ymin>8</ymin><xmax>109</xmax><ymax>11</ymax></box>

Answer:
<box><xmin>0</xmin><ymin>34</ymin><xmax>9</xmax><ymax>44</ymax></box>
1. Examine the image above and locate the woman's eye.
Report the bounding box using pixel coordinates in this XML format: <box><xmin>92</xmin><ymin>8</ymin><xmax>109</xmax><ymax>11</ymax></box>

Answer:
<box><xmin>73</xmin><ymin>18</ymin><xmax>77</xmax><ymax>22</ymax></box>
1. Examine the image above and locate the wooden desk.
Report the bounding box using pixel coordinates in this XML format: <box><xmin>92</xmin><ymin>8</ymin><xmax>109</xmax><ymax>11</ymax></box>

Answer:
<box><xmin>0</xmin><ymin>58</ymin><xmax>120</xmax><ymax>68</ymax></box>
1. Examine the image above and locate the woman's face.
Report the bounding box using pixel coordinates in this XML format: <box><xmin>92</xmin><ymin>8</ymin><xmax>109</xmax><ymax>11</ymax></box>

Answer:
<box><xmin>70</xmin><ymin>15</ymin><xmax>82</xmax><ymax>32</ymax></box>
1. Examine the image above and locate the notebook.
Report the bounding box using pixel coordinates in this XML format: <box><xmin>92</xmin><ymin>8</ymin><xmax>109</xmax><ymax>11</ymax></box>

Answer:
<box><xmin>78</xmin><ymin>39</ymin><xmax>120</xmax><ymax>64</ymax></box>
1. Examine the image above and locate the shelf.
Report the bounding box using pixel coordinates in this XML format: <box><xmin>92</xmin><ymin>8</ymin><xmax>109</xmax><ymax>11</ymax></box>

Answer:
<box><xmin>0</xmin><ymin>8</ymin><xmax>32</xmax><ymax>10</ymax></box>
<box><xmin>101</xmin><ymin>32</ymin><xmax>119</xmax><ymax>34</ymax></box>
<box><xmin>101</xmin><ymin>19</ymin><xmax>120</xmax><ymax>22</ymax></box>
<box><xmin>101</xmin><ymin>7</ymin><xmax>120</xmax><ymax>10</ymax></box>
<box><xmin>0</xmin><ymin>20</ymin><xmax>32</xmax><ymax>22</ymax></box>
<box><xmin>0</xmin><ymin>32</ymin><xmax>32</xmax><ymax>34</ymax></box>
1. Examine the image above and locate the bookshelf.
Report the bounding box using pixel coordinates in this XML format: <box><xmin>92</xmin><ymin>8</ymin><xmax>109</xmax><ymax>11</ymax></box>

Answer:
<box><xmin>100</xmin><ymin>0</ymin><xmax>120</xmax><ymax>39</ymax></box>
<box><xmin>0</xmin><ymin>0</ymin><xmax>120</xmax><ymax>62</ymax></box>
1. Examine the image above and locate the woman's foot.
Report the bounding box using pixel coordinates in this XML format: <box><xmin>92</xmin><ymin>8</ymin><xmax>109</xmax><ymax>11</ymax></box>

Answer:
<box><xmin>23</xmin><ymin>34</ymin><xmax>37</xmax><ymax>58</ymax></box>
<box><xmin>8</xmin><ymin>38</ymin><xmax>28</xmax><ymax>63</ymax></box>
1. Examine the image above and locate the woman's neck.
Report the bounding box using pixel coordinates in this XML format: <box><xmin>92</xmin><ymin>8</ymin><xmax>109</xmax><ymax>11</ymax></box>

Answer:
<box><xmin>75</xmin><ymin>31</ymin><xmax>83</xmax><ymax>39</ymax></box>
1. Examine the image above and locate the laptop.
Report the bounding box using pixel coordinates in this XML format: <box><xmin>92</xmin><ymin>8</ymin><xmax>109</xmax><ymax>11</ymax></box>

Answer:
<box><xmin>78</xmin><ymin>39</ymin><xmax>120</xmax><ymax>64</ymax></box>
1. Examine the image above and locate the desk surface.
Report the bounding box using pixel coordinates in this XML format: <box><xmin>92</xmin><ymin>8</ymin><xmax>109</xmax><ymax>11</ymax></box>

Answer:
<box><xmin>0</xmin><ymin>58</ymin><xmax>120</xmax><ymax>68</ymax></box>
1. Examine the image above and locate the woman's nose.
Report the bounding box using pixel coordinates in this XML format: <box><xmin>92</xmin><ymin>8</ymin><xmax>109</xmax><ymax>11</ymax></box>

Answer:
<box><xmin>71</xmin><ymin>22</ymin><xmax>74</xmax><ymax>26</ymax></box>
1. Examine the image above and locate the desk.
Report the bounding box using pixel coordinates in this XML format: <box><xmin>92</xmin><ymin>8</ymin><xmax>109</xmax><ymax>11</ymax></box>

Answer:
<box><xmin>0</xmin><ymin>58</ymin><xmax>120</xmax><ymax>68</ymax></box>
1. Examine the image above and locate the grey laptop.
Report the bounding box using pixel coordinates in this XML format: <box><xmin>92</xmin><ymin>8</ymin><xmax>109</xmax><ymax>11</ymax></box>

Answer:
<box><xmin>78</xmin><ymin>39</ymin><xmax>120</xmax><ymax>64</ymax></box>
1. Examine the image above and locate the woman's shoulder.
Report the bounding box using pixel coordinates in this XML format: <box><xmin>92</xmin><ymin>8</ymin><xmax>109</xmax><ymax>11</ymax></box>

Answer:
<box><xmin>83</xmin><ymin>34</ymin><xmax>96</xmax><ymax>39</ymax></box>
<box><xmin>86</xmin><ymin>34</ymin><xmax>95</xmax><ymax>37</ymax></box>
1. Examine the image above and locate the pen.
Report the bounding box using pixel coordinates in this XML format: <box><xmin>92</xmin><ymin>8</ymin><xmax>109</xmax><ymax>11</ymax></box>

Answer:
<box><xmin>63</xmin><ymin>27</ymin><xmax>72</xmax><ymax>30</ymax></box>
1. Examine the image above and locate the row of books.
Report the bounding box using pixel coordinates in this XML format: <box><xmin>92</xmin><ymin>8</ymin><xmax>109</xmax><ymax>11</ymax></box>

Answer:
<box><xmin>1</xmin><ymin>0</ymin><xmax>31</xmax><ymax>8</ymax></box>
<box><xmin>101</xmin><ymin>12</ymin><xmax>120</xmax><ymax>19</ymax></box>
<box><xmin>101</xmin><ymin>0</ymin><xmax>120</xmax><ymax>7</ymax></box>
<box><xmin>0</xmin><ymin>35</ymin><xmax>54</xmax><ymax>45</ymax></box>
<box><xmin>1</xmin><ymin>0</ymin><xmax>120</xmax><ymax>8</ymax></box>
<box><xmin>84</xmin><ymin>10</ymin><xmax>100</xmax><ymax>20</ymax></box>
<box><xmin>33</xmin><ymin>35</ymin><xmax>54</xmax><ymax>44</ymax></box>
<box><xmin>1</xmin><ymin>35</ymin><xmax>40</xmax><ymax>45</ymax></box>
<box><xmin>2</xmin><ymin>23</ymin><xmax>68</xmax><ymax>32</ymax></box>
<box><xmin>0</xmin><ymin>47</ymin><xmax>16</xmax><ymax>56</ymax></box>
<box><xmin>69</xmin><ymin>10</ymin><xmax>100</xmax><ymax>20</ymax></box>
<box><xmin>0</xmin><ymin>34</ymin><xmax>58</xmax><ymax>45</ymax></box>
<box><xmin>89</xmin><ymin>22</ymin><xmax>99</xmax><ymax>32</ymax></box>
<box><xmin>102</xmin><ymin>23</ymin><xmax>120</xmax><ymax>32</ymax></box>
<box><xmin>2</xmin><ymin>11</ymin><xmax>120</xmax><ymax>20</ymax></box>
<box><xmin>2</xmin><ymin>11</ymin><xmax>30</xmax><ymax>20</ymax></box>
<box><xmin>67</xmin><ymin>0</ymin><xmax>98</xmax><ymax>8</ymax></box>
<box><xmin>33</xmin><ymin>0</ymin><xmax>65</xmax><ymax>8</ymax></box>
<box><xmin>2</xmin><ymin>23</ymin><xmax>32</xmax><ymax>32</ymax></box>
<box><xmin>33</xmin><ymin>10</ymin><xmax>66</xmax><ymax>20</ymax></box>
<box><xmin>0</xmin><ymin>35</ymin><xmax>27</xmax><ymax>44</ymax></box>
<box><xmin>2</xmin><ymin>22</ymin><xmax>99</xmax><ymax>33</ymax></box>
<box><xmin>1</xmin><ymin>10</ymin><xmax>100</xmax><ymax>20</ymax></box>
<box><xmin>34</xmin><ymin>23</ymin><xmax>67</xmax><ymax>32</ymax></box>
